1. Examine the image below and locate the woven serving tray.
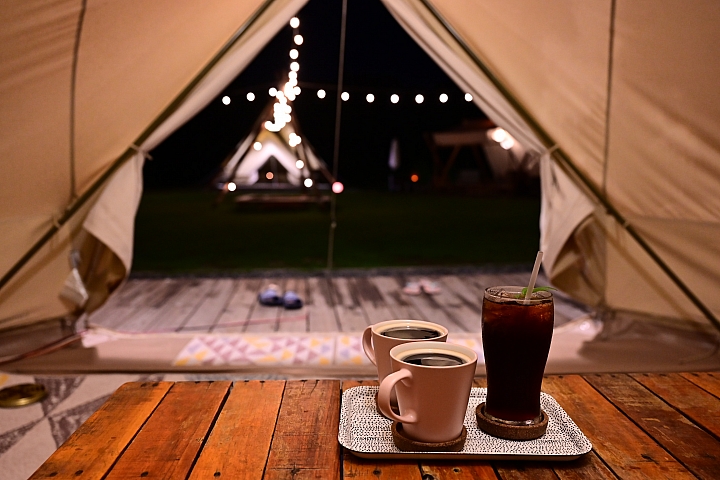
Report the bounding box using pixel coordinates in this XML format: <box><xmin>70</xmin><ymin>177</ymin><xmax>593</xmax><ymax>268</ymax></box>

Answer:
<box><xmin>338</xmin><ymin>386</ymin><xmax>592</xmax><ymax>460</ymax></box>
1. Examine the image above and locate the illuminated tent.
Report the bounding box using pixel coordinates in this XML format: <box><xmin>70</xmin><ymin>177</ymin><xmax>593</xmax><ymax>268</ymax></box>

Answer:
<box><xmin>1</xmin><ymin>0</ymin><xmax>719</xmax><ymax>333</ymax></box>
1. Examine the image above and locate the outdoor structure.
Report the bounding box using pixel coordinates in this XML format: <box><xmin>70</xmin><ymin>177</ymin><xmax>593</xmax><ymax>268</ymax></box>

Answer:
<box><xmin>1</xmin><ymin>0</ymin><xmax>719</xmax><ymax>335</ymax></box>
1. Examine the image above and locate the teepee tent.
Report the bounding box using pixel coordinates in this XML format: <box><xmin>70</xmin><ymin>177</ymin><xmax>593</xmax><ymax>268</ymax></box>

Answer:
<box><xmin>1</xmin><ymin>0</ymin><xmax>719</xmax><ymax>333</ymax></box>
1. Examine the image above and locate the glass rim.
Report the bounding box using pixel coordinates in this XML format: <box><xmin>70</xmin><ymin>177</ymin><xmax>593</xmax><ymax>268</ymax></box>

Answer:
<box><xmin>484</xmin><ymin>285</ymin><xmax>553</xmax><ymax>304</ymax></box>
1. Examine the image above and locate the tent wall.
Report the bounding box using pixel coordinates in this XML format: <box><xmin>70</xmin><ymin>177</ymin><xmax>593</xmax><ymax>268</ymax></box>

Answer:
<box><xmin>0</xmin><ymin>0</ymin><xmax>307</xmax><ymax>330</ymax></box>
<box><xmin>386</xmin><ymin>0</ymin><xmax>720</xmax><ymax>324</ymax></box>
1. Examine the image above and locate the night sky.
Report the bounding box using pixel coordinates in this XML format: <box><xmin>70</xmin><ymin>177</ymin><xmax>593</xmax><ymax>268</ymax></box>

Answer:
<box><xmin>145</xmin><ymin>0</ymin><xmax>486</xmax><ymax>190</ymax></box>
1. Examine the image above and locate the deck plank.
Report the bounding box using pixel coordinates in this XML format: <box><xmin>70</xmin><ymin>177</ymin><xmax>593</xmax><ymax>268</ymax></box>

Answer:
<box><xmin>277</xmin><ymin>277</ymin><xmax>309</xmax><ymax>333</ymax></box>
<box><xmin>28</xmin><ymin>381</ymin><xmax>172</xmax><ymax>480</ymax></box>
<box><xmin>370</xmin><ymin>276</ymin><xmax>424</xmax><ymax>320</ymax></box>
<box><xmin>394</xmin><ymin>276</ymin><xmax>467</xmax><ymax>333</ymax></box>
<box><xmin>245</xmin><ymin>278</ymin><xmax>285</xmax><ymax>333</ymax></box>
<box><xmin>632</xmin><ymin>372</ymin><xmax>720</xmax><ymax>438</ymax></box>
<box><xmin>178</xmin><ymin>278</ymin><xmax>235</xmax><ymax>332</ymax></box>
<box><xmin>89</xmin><ymin>279</ymin><xmax>169</xmax><ymax>331</ymax></box>
<box><xmin>188</xmin><ymin>381</ymin><xmax>285</xmax><ymax>480</ymax></box>
<box><xmin>105</xmin><ymin>381</ymin><xmax>231</xmax><ymax>479</ymax></box>
<box><xmin>149</xmin><ymin>278</ymin><xmax>216</xmax><ymax>332</ymax></box>
<box><xmin>332</xmin><ymin>277</ymin><xmax>370</xmax><ymax>332</ymax></box>
<box><xmin>435</xmin><ymin>275</ymin><xmax>484</xmax><ymax>332</ymax></box>
<box><xmin>264</xmin><ymin>380</ymin><xmax>341</xmax><ymax>479</ymax></box>
<box><xmin>213</xmin><ymin>278</ymin><xmax>261</xmax><ymax>333</ymax></box>
<box><xmin>352</xmin><ymin>276</ymin><xmax>397</xmax><ymax>324</ymax></box>
<box><xmin>113</xmin><ymin>279</ymin><xmax>184</xmax><ymax>333</ymax></box>
<box><xmin>681</xmin><ymin>371</ymin><xmax>720</xmax><ymax>398</ymax></box>
<box><xmin>585</xmin><ymin>373</ymin><xmax>720</xmax><ymax>479</ymax></box>
<box><xmin>542</xmin><ymin>375</ymin><xmax>695</xmax><ymax>479</ymax></box>
<box><xmin>306</xmin><ymin>276</ymin><xmax>339</xmax><ymax>332</ymax></box>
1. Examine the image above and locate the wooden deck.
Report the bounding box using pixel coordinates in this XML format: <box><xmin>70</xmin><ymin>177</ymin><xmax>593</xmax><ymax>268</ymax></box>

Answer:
<box><xmin>88</xmin><ymin>272</ymin><xmax>591</xmax><ymax>334</ymax></box>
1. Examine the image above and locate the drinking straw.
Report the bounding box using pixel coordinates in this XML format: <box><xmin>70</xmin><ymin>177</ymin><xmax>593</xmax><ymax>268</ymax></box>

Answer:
<box><xmin>524</xmin><ymin>251</ymin><xmax>544</xmax><ymax>304</ymax></box>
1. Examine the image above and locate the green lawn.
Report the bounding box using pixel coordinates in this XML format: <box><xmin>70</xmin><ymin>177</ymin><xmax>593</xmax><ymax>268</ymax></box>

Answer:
<box><xmin>132</xmin><ymin>190</ymin><xmax>541</xmax><ymax>273</ymax></box>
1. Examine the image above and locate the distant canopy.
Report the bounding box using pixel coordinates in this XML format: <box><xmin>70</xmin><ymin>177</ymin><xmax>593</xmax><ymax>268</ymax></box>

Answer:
<box><xmin>1</xmin><ymin>0</ymin><xmax>719</xmax><ymax>332</ymax></box>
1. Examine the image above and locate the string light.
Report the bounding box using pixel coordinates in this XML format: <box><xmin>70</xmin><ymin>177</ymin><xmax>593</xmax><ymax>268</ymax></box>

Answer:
<box><xmin>296</xmin><ymin>160</ymin><xmax>304</xmax><ymax>169</ymax></box>
<box><xmin>269</xmin><ymin>87</ymin><xmax>277</xmax><ymax>96</ymax></box>
<box><xmin>289</xmin><ymin>71</ymin><xmax>297</xmax><ymax>80</ymax></box>
<box><xmin>289</xmin><ymin>49</ymin><xmax>299</xmax><ymax>59</ymax></box>
<box><xmin>304</xmin><ymin>178</ymin><xmax>313</xmax><ymax>187</ymax></box>
<box><xmin>415</xmin><ymin>94</ymin><xmax>424</xmax><ymax>104</ymax></box>
<box><xmin>465</xmin><ymin>93</ymin><xmax>473</xmax><ymax>102</ymax></box>
<box><xmin>290</xmin><ymin>62</ymin><xmax>299</xmax><ymax>72</ymax></box>
<box><xmin>290</xmin><ymin>17</ymin><xmax>300</xmax><ymax>28</ymax></box>
<box><xmin>411</xmin><ymin>174</ymin><xmax>419</xmax><ymax>183</ymax></box>
<box><xmin>253</xmin><ymin>142</ymin><xmax>262</xmax><ymax>151</ymax></box>
<box><xmin>332</xmin><ymin>182</ymin><xmax>344</xmax><ymax>194</ymax></box>
<box><xmin>391</xmin><ymin>94</ymin><xmax>399</xmax><ymax>104</ymax></box>
<box><xmin>439</xmin><ymin>93</ymin><xmax>448</xmax><ymax>103</ymax></box>
<box><xmin>294</xmin><ymin>35</ymin><xmax>304</xmax><ymax>45</ymax></box>
<box><xmin>227</xmin><ymin>182</ymin><xmax>237</xmax><ymax>192</ymax></box>
<box><xmin>317</xmin><ymin>89</ymin><xmax>326</xmax><ymax>99</ymax></box>
<box><xmin>366</xmin><ymin>94</ymin><xmax>375</xmax><ymax>103</ymax></box>
<box><xmin>341</xmin><ymin>92</ymin><xmax>349</xmax><ymax>101</ymax></box>
<box><xmin>266</xmin><ymin>172</ymin><xmax>274</xmax><ymax>180</ymax></box>
<box><xmin>222</xmin><ymin>96</ymin><xmax>231</xmax><ymax>105</ymax></box>
<box><xmin>246</xmin><ymin>92</ymin><xmax>255</xmax><ymax>101</ymax></box>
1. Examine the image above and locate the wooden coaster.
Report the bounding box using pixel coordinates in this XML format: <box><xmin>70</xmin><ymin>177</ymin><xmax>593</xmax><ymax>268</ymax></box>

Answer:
<box><xmin>374</xmin><ymin>391</ymin><xmax>400</xmax><ymax>417</ymax></box>
<box><xmin>475</xmin><ymin>402</ymin><xmax>548</xmax><ymax>440</ymax></box>
<box><xmin>391</xmin><ymin>422</ymin><xmax>467</xmax><ymax>452</ymax></box>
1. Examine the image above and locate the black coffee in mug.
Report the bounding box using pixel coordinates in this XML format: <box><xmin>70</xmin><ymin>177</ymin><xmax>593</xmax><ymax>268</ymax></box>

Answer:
<box><xmin>380</xmin><ymin>326</ymin><xmax>442</xmax><ymax>340</ymax></box>
<box><xmin>401</xmin><ymin>352</ymin><xmax>466</xmax><ymax>367</ymax></box>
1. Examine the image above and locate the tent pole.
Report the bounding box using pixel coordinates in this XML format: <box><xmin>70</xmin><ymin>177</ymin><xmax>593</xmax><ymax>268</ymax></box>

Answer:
<box><xmin>326</xmin><ymin>0</ymin><xmax>348</xmax><ymax>274</ymax></box>
<box><xmin>418</xmin><ymin>0</ymin><xmax>720</xmax><ymax>332</ymax></box>
<box><xmin>0</xmin><ymin>0</ymin><xmax>280</xmax><ymax>295</ymax></box>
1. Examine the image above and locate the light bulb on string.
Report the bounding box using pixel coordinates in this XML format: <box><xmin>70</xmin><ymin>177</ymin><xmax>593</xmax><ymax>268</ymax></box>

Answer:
<box><xmin>296</xmin><ymin>160</ymin><xmax>304</xmax><ymax>169</ymax></box>
<box><xmin>366</xmin><ymin>94</ymin><xmax>375</xmax><ymax>103</ymax></box>
<box><xmin>290</xmin><ymin>17</ymin><xmax>300</xmax><ymax>28</ymax></box>
<box><xmin>341</xmin><ymin>92</ymin><xmax>349</xmax><ymax>101</ymax></box>
<box><xmin>227</xmin><ymin>182</ymin><xmax>237</xmax><ymax>192</ymax></box>
<box><xmin>269</xmin><ymin>87</ymin><xmax>277</xmax><ymax>96</ymax></box>
<box><xmin>415</xmin><ymin>94</ymin><xmax>424</xmax><ymax>104</ymax></box>
<box><xmin>294</xmin><ymin>35</ymin><xmax>303</xmax><ymax>45</ymax></box>
<box><xmin>317</xmin><ymin>89</ymin><xmax>326</xmax><ymax>99</ymax></box>
<box><xmin>304</xmin><ymin>178</ymin><xmax>313</xmax><ymax>188</ymax></box>
<box><xmin>246</xmin><ymin>92</ymin><xmax>255</xmax><ymax>101</ymax></box>
<box><xmin>465</xmin><ymin>93</ymin><xmax>473</xmax><ymax>102</ymax></box>
<box><xmin>253</xmin><ymin>142</ymin><xmax>262</xmax><ymax>151</ymax></box>
<box><xmin>288</xmin><ymin>71</ymin><xmax>297</xmax><ymax>80</ymax></box>
<box><xmin>390</xmin><ymin>94</ymin><xmax>399</xmax><ymax>104</ymax></box>
<box><xmin>439</xmin><ymin>93</ymin><xmax>448</xmax><ymax>103</ymax></box>
<box><xmin>289</xmin><ymin>49</ymin><xmax>299</xmax><ymax>59</ymax></box>
<box><xmin>290</xmin><ymin>62</ymin><xmax>299</xmax><ymax>72</ymax></box>
<box><xmin>222</xmin><ymin>96</ymin><xmax>231</xmax><ymax>105</ymax></box>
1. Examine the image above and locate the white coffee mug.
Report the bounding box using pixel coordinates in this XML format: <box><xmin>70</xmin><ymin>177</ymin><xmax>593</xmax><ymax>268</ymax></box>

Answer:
<box><xmin>378</xmin><ymin>342</ymin><xmax>477</xmax><ymax>443</ymax></box>
<box><xmin>362</xmin><ymin>319</ymin><xmax>449</xmax><ymax>386</ymax></box>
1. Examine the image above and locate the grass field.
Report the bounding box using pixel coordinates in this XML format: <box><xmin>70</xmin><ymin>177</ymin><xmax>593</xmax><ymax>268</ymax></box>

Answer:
<box><xmin>132</xmin><ymin>189</ymin><xmax>541</xmax><ymax>273</ymax></box>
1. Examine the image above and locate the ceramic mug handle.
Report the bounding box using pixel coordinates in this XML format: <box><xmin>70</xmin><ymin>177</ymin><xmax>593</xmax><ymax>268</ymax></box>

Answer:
<box><xmin>361</xmin><ymin>326</ymin><xmax>376</xmax><ymax>365</ymax></box>
<box><xmin>377</xmin><ymin>369</ymin><xmax>416</xmax><ymax>424</ymax></box>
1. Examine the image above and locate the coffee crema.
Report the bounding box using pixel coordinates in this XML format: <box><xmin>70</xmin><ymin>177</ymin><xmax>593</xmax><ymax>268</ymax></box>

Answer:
<box><xmin>380</xmin><ymin>326</ymin><xmax>442</xmax><ymax>340</ymax></box>
<box><xmin>401</xmin><ymin>352</ymin><xmax>466</xmax><ymax>367</ymax></box>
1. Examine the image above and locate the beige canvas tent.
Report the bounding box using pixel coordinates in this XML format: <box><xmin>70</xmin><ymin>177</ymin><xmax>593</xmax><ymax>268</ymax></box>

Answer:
<box><xmin>1</xmin><ymin>0</ymin><xmax>719</xmax><ymax>333</ymax></box>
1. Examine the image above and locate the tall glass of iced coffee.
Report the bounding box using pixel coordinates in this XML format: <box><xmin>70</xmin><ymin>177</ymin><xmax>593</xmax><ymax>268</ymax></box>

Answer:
<box><xmin>481</xmin><ymin>286</ymin><xmax>553</xmax><ymax>427</ymax></box>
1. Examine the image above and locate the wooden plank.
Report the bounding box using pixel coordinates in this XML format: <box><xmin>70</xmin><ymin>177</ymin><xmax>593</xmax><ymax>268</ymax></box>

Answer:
<box><xmin>106</xmin><ymin>381</ymin><xmax>231</xmax><ymax>480</ymax></box>
<box><xmin>29</xmin><ymin>381</ymin><xmax>172</xmax><ymax>480</ymax></box>
<box><xmin>332</xmin><ymin>276</ymin><xmax>370</xmax><ymax>332</ymax></box>
<box><xmin>585</xmin><ymin>373</ymin><xmax>720</xmax><ymax>479</ymax></box>
<box><xmin>370</xmin><ymin>276</ymin><xmax>424</xmax><ymax>320</ymax></box>
<box><xmin>495</xmin><ymin>462</ymin><xmax>558</xmax><ymax>479</ymax></box>
<box><xmin>178</xmin><ymin>278</ymin><xmax>235</xmax><ymax>332</ymax></box>
<box><xmin>342</xmin><ymin>380</ymin><xmax>422</xmax><ymax>479</ymax></box>
<box><xmin>552</xmin><ymin>452</ymin><xmax>619</xmax><ymax>480</ymax></box>
<box><xmin>632</xmin><ymin>372</ymin><xmax>720</xmax><ymax>438</ymax></box>
<box><xmin>277</xmin><ymin>277</ymin><xmax>309</xmax><ymax>333</ymax></box>
<box><xmin>213</xmin><ymin>278</ymin><xmax>261</xmax><ymax>333</ymax></box>
<box><xmin>148</xmin><ymin>278</ymin><xmax>215</xmax><ymax>332</ymax></box>
<box><xmin>433</xmin><ymin>275</ymin><xmax>483</xmax><ymax>332</ymax></box>
<box><xmin>264</xmin><ymin>380</ymin><xmax>341</xmax><ymax>479</ymax></box>
<box><xmin>306</xmin><ymin>276</ymin><xmax>340</xmax><ymax>332</ymax></box>
<box><xmin>394</xmin><ymin>276</ymin><xmax>467</xmax><ymax>333</ymax></box>
<box><xmin>188</xmin><ymin>381</ymin><xmax>285</xmax><ymax>480</ymax></box>
<box><xmin>541</xmin><ymin>375</ymin><xmax>695</xmax><ymax>479</ymax></box>
<box><xmin>245</xmin><ymin>278</ymin><xmax>285</xmax><ymax>333</ymax></box>
<box><xmin>114</xmin><ymin>278</ymin><xmax>183</xmax><ymax>333</ymax></box>
<box><xmin>352</xmin><ymin>276</ymin><xmax>397</xmax><ymax>324</ymax></box>
<box><xmin>681</xmin><ymin>371</ymin><xmax>720</xmax><ymax>398</ymax></box>
<box><xmin>89</xmin><ymin>279</ymin><xmax>168</xmax><ymax>330</ymax></box>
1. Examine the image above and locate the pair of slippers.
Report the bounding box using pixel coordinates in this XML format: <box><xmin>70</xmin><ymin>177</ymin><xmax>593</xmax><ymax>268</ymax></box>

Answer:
<box><xmin>258</xmin><ymin>284</ymin><xmax>303</xmax><ymax>309</ymax></box>
<box><xmin>402</xmin><ymin>279</ymin><xmax>441</xmax><ymax>295</ymax></box>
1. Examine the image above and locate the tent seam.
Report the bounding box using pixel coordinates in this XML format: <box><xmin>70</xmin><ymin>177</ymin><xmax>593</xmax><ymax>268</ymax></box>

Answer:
<box><xmin>69</xmin><ymin>0</ymin><xmax>88</xmax><ymax>201</ymax></box>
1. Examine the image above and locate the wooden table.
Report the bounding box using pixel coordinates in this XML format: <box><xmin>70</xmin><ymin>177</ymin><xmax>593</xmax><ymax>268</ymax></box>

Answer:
<box><xmin>29</xmin><ymin>373</ymin><xmax>720</xmax><ymax>479</ymax></box>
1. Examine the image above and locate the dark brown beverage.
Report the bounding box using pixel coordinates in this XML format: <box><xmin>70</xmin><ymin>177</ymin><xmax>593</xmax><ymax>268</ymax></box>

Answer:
<box><xmin>381</xmin><ymin>326</ymin><xmax>442</xmax><ymax>340</ymax></box>
<box><xmin>482</xmin><ymin>287</ymin><xmax>554</xmax><ymax>423</ymax></box>
<box><xmin>401</xmin><ymin>352</ymin><xmax>466</xmax><ymax>367</ymax></box>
